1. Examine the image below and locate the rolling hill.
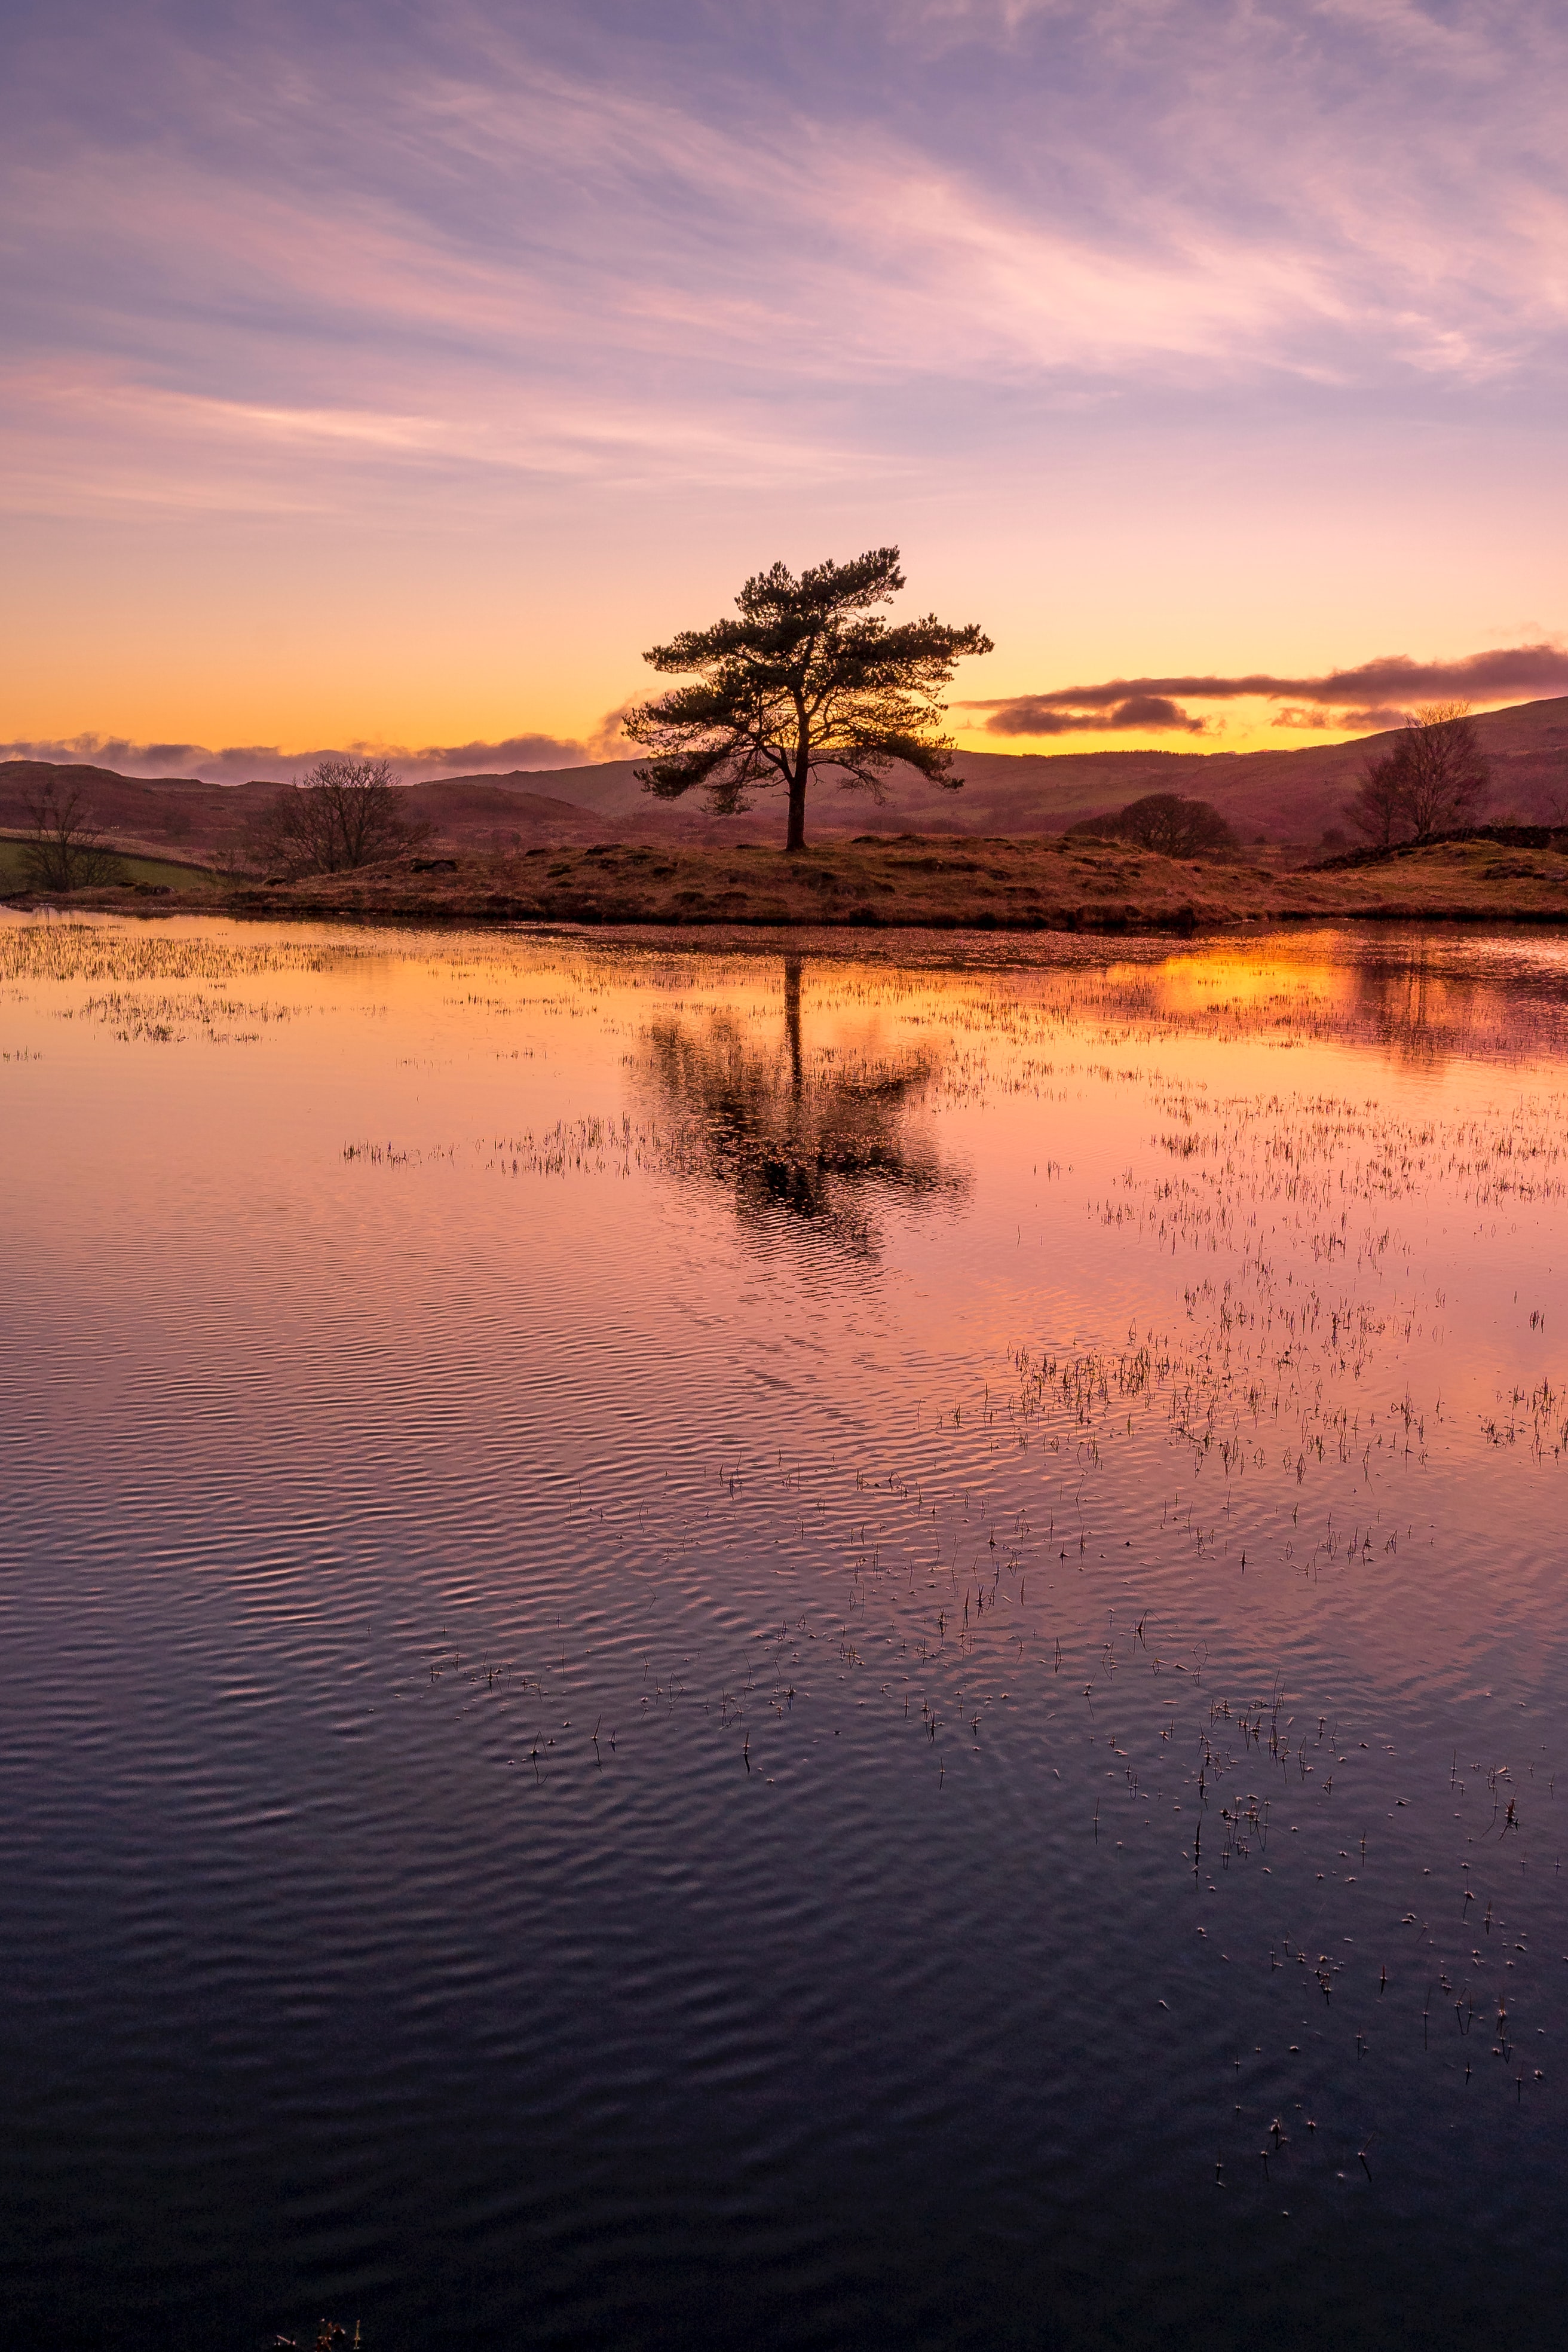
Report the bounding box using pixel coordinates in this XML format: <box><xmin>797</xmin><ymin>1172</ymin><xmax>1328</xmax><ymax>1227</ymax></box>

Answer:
<box><xmin>4</xmin><ymin>697</ymin><xmax>1566</xmax><ymax>863</ymax></box>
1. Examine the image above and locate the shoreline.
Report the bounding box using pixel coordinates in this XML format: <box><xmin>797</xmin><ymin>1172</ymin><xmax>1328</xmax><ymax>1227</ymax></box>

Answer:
<box><xmin>4</xmin><ymin>829</ymin><xmax>1568</xmax><ymax>936</ymax></box>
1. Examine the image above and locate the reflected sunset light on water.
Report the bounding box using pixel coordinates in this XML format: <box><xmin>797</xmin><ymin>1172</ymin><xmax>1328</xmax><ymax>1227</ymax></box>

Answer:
<box><xmin>5</xmin><ymin>914</ymin><xmax>1568</xmax><ymax>2350</ymax></box>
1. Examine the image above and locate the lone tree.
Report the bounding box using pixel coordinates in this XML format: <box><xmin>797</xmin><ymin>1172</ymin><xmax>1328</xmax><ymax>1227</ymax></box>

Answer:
<box><xmin>22</xmin><ymin>783</ymin><xmax>126</xmax><ymax>891</ymax></box>
<box><xmin>246</xmin><ymin>757</ymin><xmax>431</xmax><ymax>877</ymax></box>
<box><xmin>625</xmin><ymin>547</ymin><xmax>991</xmax><ymax>852</ymax></box>
<box><xmin>1343</xmin><ymin>702</ymin><xmax>1490</xmax><ymax>848</ymax></box>
<box><xmin>1395</xmin><ymin>701</ymin><xmax>1490</xmax><ymax>841</ymax></box>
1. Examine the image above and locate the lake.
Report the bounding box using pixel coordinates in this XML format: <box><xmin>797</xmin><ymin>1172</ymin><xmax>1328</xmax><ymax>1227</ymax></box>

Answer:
<box><xmin>4</xmin><ymin>912</ymin><xmax>1568</xmax><ymax>2351</ymax></box>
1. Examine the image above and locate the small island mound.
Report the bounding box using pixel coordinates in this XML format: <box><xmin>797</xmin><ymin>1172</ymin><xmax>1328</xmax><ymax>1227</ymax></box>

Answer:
<box><xmin>196</xmin><ymin>828</ymin><xmax>1568</xmax><ymax>931</ymax></box>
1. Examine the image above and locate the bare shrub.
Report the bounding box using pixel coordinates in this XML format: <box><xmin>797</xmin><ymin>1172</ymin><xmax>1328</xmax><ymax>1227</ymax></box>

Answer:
<box><xmin>1396</xmin><ymin>702</ymin><xmax>1490</xmax><ymax>841</ymax></box>
<box><xmin>244</xmin><ymin>758</ymin><xmax>432</xmax><ymax>877</ymax></box>
<box><xmin>20</xmin><ymin>785</ymin><xmax>127</xmax><ymax>891</ymax></box>
<box><xmin>1344</xmin><ymin>705</ymin><xmax>1490</xmax><ymax>848</ymax></box>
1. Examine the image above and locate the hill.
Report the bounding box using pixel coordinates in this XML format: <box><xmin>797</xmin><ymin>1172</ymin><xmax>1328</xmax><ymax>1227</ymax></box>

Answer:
<box><xmin>479</xmin><ymin>696</ymin><xmax>1568</xmax><ymax>842</ymax></box>
<box><xmin>4</xmin><ymin>697</ymin><xmax>1566</xmax><ymax>860</ymax></box>
<box><xmin>0</xmin><ymin>762</ymin><xmax>621</xmax><ymax>864</ymax></box>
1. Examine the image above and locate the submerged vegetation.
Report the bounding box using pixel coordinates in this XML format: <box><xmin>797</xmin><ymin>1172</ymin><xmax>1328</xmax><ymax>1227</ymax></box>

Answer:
<box><xmin>9</xmin><ymin>913</ymin><xmax>1568</xmax><ymax>2341</ymax></box>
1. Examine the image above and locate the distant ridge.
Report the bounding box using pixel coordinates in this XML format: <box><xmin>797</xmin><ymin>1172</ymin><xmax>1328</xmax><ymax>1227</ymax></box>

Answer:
<box><xmin>4</xmin><ymin>697</ymin><xmax>1566</xmax><ymax>858</ymax></box>
<box><xmin>413</xmin><ymin>696</ymin><xmax>1568</xmax><ymax>845</ymax></box>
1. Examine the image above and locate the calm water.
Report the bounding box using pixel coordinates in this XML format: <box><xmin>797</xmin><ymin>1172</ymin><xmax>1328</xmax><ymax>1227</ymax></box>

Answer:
<box><xmin>5</xmin><ymin>914</ymin><xmax>1568</xmax><ymax>2351</ymax></box>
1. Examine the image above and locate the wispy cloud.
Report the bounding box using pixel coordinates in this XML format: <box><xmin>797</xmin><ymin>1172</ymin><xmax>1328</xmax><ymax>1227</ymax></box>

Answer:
<box><xmin>6</xmin><ymin>2</ymin><xmax>1568</xmax><ymax>523</ymax></box>
<box><xmin>2</xmin><ymin>2</ymin><xmax>1566</xmax><ymax>746</ymax></box>
<box><xmin>968</xmin><ymin>644</ymin><xmax>1568</xmax><ymax>735</ymax></box>
<box><xmin>1269</xmin><ymin>703</ymin><xmax>1411</xmax><ymax>733</ymax></box>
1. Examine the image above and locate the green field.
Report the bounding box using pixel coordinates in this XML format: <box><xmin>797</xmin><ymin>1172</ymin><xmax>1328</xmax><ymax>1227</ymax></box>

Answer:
<box><xmin>0</xmin><ymin>836</ymin><xmax>218</xmax><ymax>896</ymax></box>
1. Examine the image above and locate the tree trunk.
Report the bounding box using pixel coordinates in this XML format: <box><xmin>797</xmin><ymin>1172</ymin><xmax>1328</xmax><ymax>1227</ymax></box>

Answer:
<box><xmin>785</xmin><ymin>721</ymin><xmax>809</xmax><ymax>852</ymax></box>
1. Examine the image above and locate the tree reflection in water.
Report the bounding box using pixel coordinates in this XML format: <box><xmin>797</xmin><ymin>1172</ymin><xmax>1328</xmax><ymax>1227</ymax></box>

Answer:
<box><xmin>1350</xmin><ymin>951</ymin><xmax>1478</xmax><ymax>1066</ymax></box>
<box><xmin>1346</xmin><ymin>946</ymin><xmax>1568</xmax><ymax>1067</ymax></box>
<box><xmin>638</xmin><ymin>957</ymin><xmax>968</xmax><ymax>1258</ymax></box>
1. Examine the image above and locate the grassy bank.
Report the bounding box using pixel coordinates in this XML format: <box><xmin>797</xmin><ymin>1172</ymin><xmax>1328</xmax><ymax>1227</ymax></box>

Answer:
<box><xmin>228</xmin><ymin>832</ymin><xmax>1568</xmax><ymax>928</ymax></box>
<box><xmin>10</xmin><ymin>832</ymin><xmax>1568</xmax><ymax>929</ymax></box>
<box><xmin>0</xmin><ymin>837</ymin><xmax>219</xmax><ymax>896</ymax></box>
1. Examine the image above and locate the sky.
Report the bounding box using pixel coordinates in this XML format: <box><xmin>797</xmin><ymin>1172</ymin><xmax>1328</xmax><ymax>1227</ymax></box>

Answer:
<box><xmin>3</xmin><ymin>0</ymin><xmax>1567</xmax><ymax>779</ymax></box>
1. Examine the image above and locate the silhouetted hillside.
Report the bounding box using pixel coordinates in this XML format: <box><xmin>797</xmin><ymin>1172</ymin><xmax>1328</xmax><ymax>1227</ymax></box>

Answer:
<box><xmin>5</xmin><ymin>697</ymin><xmax>1566</xmax><ymax>860</ymax></box>
<box><xmin>421</xmin><ymin>697</ymin><xmax>1568</xmax><ymax>844</ymax></box>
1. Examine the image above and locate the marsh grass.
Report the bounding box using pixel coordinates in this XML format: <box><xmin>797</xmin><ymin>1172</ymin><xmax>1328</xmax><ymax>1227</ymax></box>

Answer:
<box><xmin>341</xmin><ymin>924</ymin><xmax>1568</xmax><ymax>2212</ymax></box>
<box><xmin>13</xmin><ymin>910</ymin><xmax>1568</xmax><ymax>2225</ymax></box>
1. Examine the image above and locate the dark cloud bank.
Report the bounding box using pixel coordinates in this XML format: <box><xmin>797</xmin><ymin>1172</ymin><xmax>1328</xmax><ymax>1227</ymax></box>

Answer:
<box><xmin>969</xmin><ymin>644</ymin><xmax>1568</xmax><ymax>737</ymax></box>
<box><xmin>0</xmin><ymin>727</ymin><xmax>628</xmax><ymax>784</ymax></box>
<box><xmin>8</xmin><ymin>653</ymin><xmax>1567</xmax><ymax>783</ymax></box>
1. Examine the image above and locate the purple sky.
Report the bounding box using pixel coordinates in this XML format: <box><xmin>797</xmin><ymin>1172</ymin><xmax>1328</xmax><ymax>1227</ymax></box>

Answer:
<box><xmin>3</xmin><ymin>1</ymin><xmax>1566</xmax><ymax>773</ymax></box>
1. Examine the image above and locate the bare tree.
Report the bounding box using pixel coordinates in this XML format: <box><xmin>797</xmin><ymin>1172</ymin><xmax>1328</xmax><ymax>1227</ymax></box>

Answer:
<box><xmin>1345</xmin><ymin>752</ymin><xmax>1408</xmax><ymax>849</ymax></box>
<box><xmin>245</xmin><ymin>757</ymin><xmax>431</xmax><ymax>877</ymax></box>
<box><xmin>20</xmin><ymin>784</ymin><xmax>126</xmax><ymax>891</ymax></box>
<box><xmin>1395</xmin><ymin>702</ymin><xmax>1490</xmax><ymax>842</ymax></box>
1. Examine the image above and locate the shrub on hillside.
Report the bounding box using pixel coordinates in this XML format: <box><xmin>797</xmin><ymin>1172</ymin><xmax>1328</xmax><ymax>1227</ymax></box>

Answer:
<box><xmin>1067</xmin><ymin>794</ymin><xmax>1239</xmax><ymax>858</ymax></box>
<box><xmin>21</xmin><ymin>783</ymin><xmax>127</xmax><ymax>891</ymax></box>
<box><xmin>244</xmin><ymin>758</ymin><xmax>433</xmax><ymax>877</ymax></box>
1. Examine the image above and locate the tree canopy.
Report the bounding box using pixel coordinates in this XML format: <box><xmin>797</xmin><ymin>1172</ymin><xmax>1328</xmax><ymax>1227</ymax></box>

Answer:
<box><xmin>625</xmin><ymin>547</ymin><xmax>991</xmax><ymax>851</ymax></box>
<box><xmin>1068</xmin><ymin>794</ymin><xmax>1238</xmax><ymax>858</ymax></box>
